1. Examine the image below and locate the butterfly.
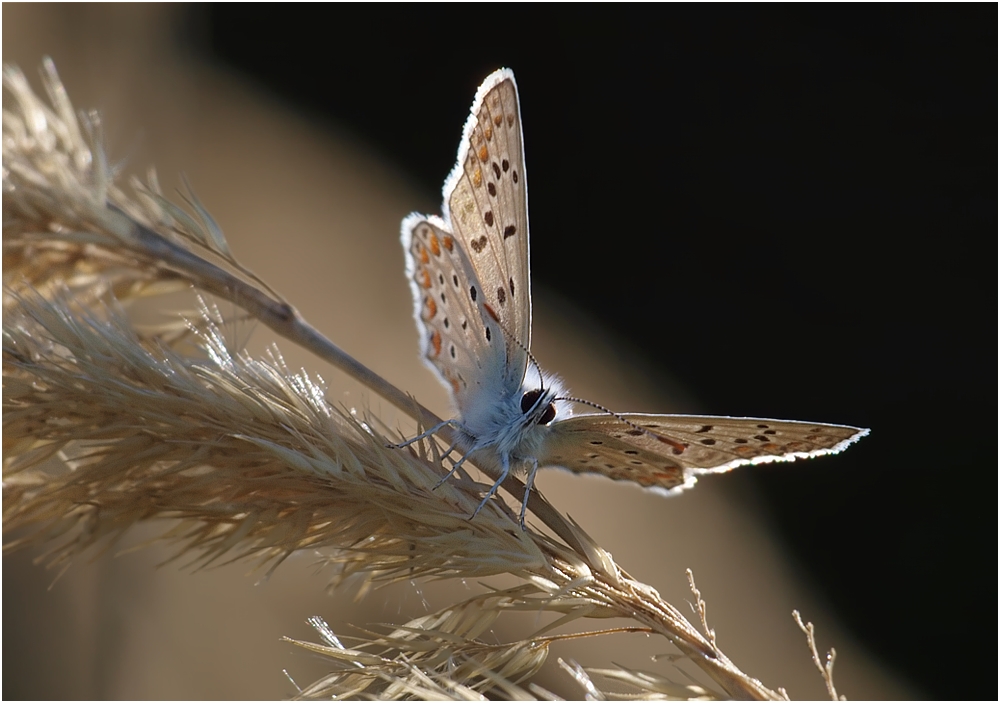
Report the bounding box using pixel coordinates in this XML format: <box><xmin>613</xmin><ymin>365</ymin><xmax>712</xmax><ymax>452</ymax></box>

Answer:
<box><xmin>400</xmin><ymin>68</ymin><xmax>868</xmax><ymax>528</ymax></box>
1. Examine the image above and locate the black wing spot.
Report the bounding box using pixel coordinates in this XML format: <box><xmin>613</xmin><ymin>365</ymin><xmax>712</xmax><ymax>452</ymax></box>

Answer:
<box><xmin>470</xmin><ymin>286</ymin><xmax>478</xmax><ymax>302</ymax></box>
<box><xmin>696</xmin><ymin>425</ymin><xmax>714</xmax><ymax>433</ymax></box>
<box><xmin>485</xmin><ymin>327</ymin><xmax>492</xmax><ymax>342</ymax></box>
<box><xmin>700</xmin><ymin>438</ymin><xmax>717</xmax><ymax>445</ymax></box>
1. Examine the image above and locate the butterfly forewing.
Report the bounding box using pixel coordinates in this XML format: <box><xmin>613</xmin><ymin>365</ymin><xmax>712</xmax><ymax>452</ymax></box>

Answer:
<box><xmin>540</xmin><ymin>414</ymin><xmax>868</xmax><ymax>494</ymax></box>
<box><xmin>442</xmin><ymin>70</ymin><xmax>531</xmax><ymax>390</ymax></box>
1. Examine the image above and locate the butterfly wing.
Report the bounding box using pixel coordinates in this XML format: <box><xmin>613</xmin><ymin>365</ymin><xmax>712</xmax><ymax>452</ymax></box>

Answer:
<box><xmin>401</xmin><ymin>215</ymin><xmax>509</xmax><ymax>414</ymax></box>
<box><xmin>540</xmin><ymin>414</ymin><xmax>869</xmax><ymax>495</ymax></box>
<box><xmin>440</xmin><ymin>69</ymin><xmax>531</xmax><ymax>390</ymax></box>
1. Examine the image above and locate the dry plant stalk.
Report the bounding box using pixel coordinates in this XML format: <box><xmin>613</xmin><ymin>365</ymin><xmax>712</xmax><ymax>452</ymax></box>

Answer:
<box><xmin>3</xmin><ymin>59</ymin><xmax>841</xmax><ymax>700</ymax></box>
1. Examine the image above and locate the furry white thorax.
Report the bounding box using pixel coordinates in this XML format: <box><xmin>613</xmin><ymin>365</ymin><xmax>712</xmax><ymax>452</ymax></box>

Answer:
<box><xmin>454</xmin><ymin>364</ymin><xmax>572</xmax><ymax>477</ymax></box>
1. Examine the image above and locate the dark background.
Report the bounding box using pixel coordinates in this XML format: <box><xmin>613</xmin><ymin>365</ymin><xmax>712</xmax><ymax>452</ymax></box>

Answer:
<box><xmin>184</xmin><ymin>6</ymin><xmax>992</xmax><ymax>699</ymax></box>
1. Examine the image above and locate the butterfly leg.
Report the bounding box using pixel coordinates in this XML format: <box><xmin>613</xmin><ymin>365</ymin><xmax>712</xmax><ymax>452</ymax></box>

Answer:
<box><xmin>470</xmin><ymin>454</ymin><xmax>510</xmax><ymax>520</ymax></box>
<box><xmin>389</xmin><ymin>419</ymin><xmax>460</xmax><ymax>449</ymax></box>
<box><xmin>432</xmin><ymin>448</ymin><xmax>473</xmax><ymax>489</ymax></box>
<box><xmin>440</xmin><ymin>438</ymin><xmax>461</xmax><ymax>462</ymax></box>
<box><xmin>518</xmin><ymin>458</ymin><xmax>540</xmax><ymax>530</ymax></box>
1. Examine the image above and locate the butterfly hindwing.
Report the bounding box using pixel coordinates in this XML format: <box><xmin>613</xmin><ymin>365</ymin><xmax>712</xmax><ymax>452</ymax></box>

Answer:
<box><xmin>539</xmin><ymin>419</ymin><xmax>692</xmax><ymax>493</ymax></box>
<box><xmin>540</xmin><ymin>414</ymin><xmax>869</xmax><ymax>494</ymax></box>
<box><xmin>402</xmin><ymin>216</ymin><xmax>508</xmax><ymax>415</ymax></box>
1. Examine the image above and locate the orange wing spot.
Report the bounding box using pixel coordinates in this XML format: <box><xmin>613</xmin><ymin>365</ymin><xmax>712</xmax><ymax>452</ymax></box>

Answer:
<box><xmin>430</xmin><ymin>331</ymin><xmax>442</xmax><ymax>357</ymax></box>
<box><xmin>735</xmin><ymin>445</ymin><xmax>757</xmax><ymax>456</ymax></box>
<box><xmin>652</xmin><ymin>470</ymin><xmax>682</xmax><ymax>484</ymax></box>
<box><xmin>472</xmin><ymin>167</ymin><xmax>482</xmax><ymax>188</ymax></box>
<box><xmin>493</xmin><ymin>114</ymin><xmax>503</xmax><ymax>127</ymax></box>
<box><xmin>484</xmin><ymin>124</ymin><xmax>493</xmax><ymax>141</ymax></box>
<box><xmin>424</xmin><ymin>296</ymin><xmax>437</xmax><ymax>319</ymax></box>
<box><xmin>483</xmin><ymin>303</ymin><xmax>500</xmax><ymax>322</ymax></box>
<box><xmin>428</xmin><ymin>232</ymin><xmax>440</xmax><ymax>256</ymax></box>
<box><xmin>653</xmin><ymin>434</ymin><xmax>688</xmax><ymax>454</ymax></box>
<box><xmin>442</xmin><ymin>236</ymin><xmax>454</xmax><ymax>252</ymax></box>
<box><xmin>419</xmin><ymin>245</ymin><xmax>429</xmax><ymax>265</ymax></box>
<box><xmin>761</xmin><ymin>443</ymin><xmax>781</xmax><ymax>453</ymax></box>
<box><xmin>419</xmin><ymin>269</ymin><xmax>432</xmax><ymax>289</ymax></box>
<box><xmin>478</xmin><ymin>145</ymin><xmax>489</xmax><ymax>162</ymax></box>
<box><xmin>450</xmin><ymin>376</ymin><xmax>461</xmax><ymax>395</ymax></box>
<box><xmin>507</xmin><ymin>114</ymin><xmax>515</xmax><ymax>127</ymax></box>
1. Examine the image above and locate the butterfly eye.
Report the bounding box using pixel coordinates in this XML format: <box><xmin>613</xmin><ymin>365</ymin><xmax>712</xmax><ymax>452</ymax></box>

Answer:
<box><xmin>520</xmin><ymin>389</ymin><xmax>544</xmax><ymax>414</ymax></box>
<box><xmin>520</xmin><ymin>390</ymin><xmax>557</xmax><ymax>426</ymax></box>
<box><xmin>538</xmin><ymin>403</ymin><xmax>556</xmax><ymax>425</ymax></box>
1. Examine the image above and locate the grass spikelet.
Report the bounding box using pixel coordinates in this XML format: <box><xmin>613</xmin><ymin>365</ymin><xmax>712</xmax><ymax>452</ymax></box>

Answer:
<box><xmin>4</xmin><ymin>287</ymin><xmax>551</xmax><ymax>581</ymax></box>
<box><xmin>4</xmin><ymin>58</ymin><xmax>841</xmax><ymax>700</ymax></box>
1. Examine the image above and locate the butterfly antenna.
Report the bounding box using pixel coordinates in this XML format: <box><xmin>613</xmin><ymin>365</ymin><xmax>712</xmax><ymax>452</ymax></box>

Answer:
<box><xmin>482</xmin><ymin>303</ymin><xmax>546</xmax><ymax>391</ymax></box>
<box><xmin>555</xmin><ymin>395</ymin><xmax>661</xmax><ymax>437</ymax></box>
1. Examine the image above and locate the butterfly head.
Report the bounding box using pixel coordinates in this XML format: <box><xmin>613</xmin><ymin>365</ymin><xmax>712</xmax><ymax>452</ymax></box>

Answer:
<box><xmin>457</xmin><ymin>369</ymin><xmax>568</xmax><ymax>478</ymax></box>
<box><xmin>520</xmin><ymin>388</ymin><xmax>556</xmax><ymax>425</ymax></box>
<box><xmin>516</xmin><ymin>365</ymin><xmax>571</xmax><ymax>430</ymax></box>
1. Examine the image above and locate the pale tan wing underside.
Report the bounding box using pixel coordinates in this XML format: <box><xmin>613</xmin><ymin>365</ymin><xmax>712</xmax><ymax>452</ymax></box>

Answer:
<box><xmin>442</xmin><ymin>70</ymin><xmax>530</xmax><ymax>383</ymax></box>
<box><xmin>540</xmin><ymin>414</ymin><xmax>869</xmax><ymax>493</ymax></box>
<box><xmin>403</xmin><ymin>217</ymin><xmax>506</xmax><ymax>412</ymax></box>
